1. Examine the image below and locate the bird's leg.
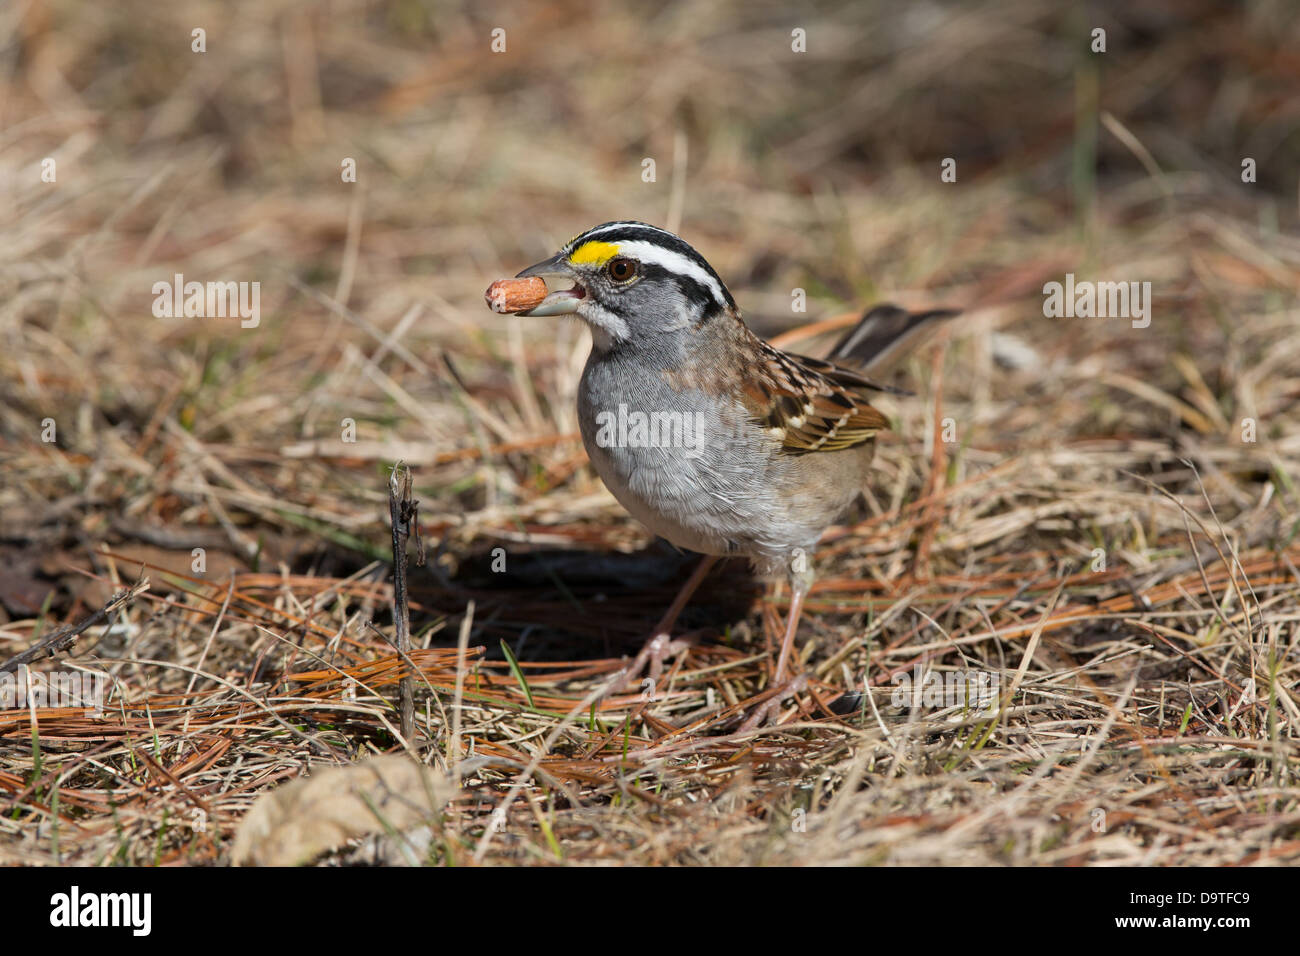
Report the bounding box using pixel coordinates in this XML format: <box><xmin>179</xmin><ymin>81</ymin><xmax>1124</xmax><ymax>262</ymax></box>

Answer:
<box><xmin>772</xmin><ymin>577</ymin><xmax>809</xmax><ymax>684</ymax></box>
<box><xmin>612</xmin><ymin>554</ymin><xmax>719</xmax><ymax>695</ymax></box>
<box><xmin>774</xmin><ymin>548</ymin><xmax>813</xmax><ymax>683</ymax></box>
<box><xmin>739</xmin><ymin>550</ymin><xmax>813</xmax><ymax>730</ymax></box>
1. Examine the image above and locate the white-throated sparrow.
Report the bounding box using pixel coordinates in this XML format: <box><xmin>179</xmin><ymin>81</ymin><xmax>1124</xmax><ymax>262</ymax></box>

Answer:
<box><xmin>503</xmin><ymin>221</ymin><xmax>955</xmax><ymax>719</ymax></box>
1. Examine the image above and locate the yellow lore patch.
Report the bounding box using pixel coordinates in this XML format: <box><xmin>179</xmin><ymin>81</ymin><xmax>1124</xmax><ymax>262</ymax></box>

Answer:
<box><xmin>569</xmin><ymin>240</ymin><xmax>620</xmax><ymax>266</ymax></box>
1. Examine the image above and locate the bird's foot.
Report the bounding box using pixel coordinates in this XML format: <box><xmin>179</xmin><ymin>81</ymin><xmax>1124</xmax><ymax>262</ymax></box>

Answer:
<box><xmin>737</xmin><ymin>673</ymin><xmax>810</xmax><ymax>732</ymax></box>
<box><xmin>608</xmin><ymin>631</ymin><xmax>696</xmax><ymax>699</ymax></box>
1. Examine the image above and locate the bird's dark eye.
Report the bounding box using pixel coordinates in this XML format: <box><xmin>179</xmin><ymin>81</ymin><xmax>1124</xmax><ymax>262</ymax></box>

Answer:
<box><xmin>607</xmin><ymin>257</ymin><xmax>637</xmax><ymax>281</ymax></box>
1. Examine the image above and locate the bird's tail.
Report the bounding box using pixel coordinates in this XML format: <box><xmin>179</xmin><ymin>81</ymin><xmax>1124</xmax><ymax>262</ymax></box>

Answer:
<box><xmin>826</xmin><ymin>304</ymin><xmax>959</xmax><ymax>373</ymax></box>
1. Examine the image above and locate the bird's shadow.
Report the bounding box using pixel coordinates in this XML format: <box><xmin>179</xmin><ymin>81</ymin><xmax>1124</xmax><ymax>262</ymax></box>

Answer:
<box><xmin>409</xmin><ymin>540</ymin><xmax>763</xmax><ymax>665</ymax></box>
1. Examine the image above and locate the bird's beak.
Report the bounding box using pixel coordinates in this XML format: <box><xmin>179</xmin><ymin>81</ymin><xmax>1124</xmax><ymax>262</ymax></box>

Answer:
<box><xmin>515</xmin><ymin>254</ymin><xmax>586</xmax><ymax>316</ymax></box>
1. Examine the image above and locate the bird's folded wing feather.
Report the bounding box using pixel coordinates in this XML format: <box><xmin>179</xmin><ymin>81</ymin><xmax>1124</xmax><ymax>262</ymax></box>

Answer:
<box><xmin>742</xmin><ymin>340</ymin><xmax>892</xmax><ymax>454</ymax></box>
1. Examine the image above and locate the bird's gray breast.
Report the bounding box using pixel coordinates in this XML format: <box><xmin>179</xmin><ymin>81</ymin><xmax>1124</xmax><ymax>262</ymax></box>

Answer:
<box><xmin>578</xmin><ymin>351</ymin><xmax>784</xmax><ymax>558</ymax></box>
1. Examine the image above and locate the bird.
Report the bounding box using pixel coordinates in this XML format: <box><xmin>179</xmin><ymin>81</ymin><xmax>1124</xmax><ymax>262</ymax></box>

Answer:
<box><xmin>512</xmin><ymin>221</ymin><xmax>955</xmax><ymax>720</ymax></box>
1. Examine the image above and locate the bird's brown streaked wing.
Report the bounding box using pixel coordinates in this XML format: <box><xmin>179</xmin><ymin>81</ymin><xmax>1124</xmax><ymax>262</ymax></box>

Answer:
<box><xmin>742</xmin><ymin>340</ymin><xmax>892</xmax><ymax>454</ymax></box>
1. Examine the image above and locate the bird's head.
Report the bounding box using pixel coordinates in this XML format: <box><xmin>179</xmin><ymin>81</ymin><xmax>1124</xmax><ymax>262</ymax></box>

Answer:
<box><xmin>515</xmin><ymin>221</ymin><xmax>737</xmax><ymax>351</ymax></box>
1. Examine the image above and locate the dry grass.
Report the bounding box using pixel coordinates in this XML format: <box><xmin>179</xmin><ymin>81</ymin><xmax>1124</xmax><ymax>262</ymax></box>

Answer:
<box><xmin>0</xmin><ymin>0</ymin><xmax>1297</xmax><ymax>865</ymax></box>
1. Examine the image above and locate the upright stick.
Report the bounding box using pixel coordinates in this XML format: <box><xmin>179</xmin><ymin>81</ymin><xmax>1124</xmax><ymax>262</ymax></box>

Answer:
<box><xmin>388</xmin><ymin>462</ymin><xmax>418</xmax><ymax>741</ymax></box>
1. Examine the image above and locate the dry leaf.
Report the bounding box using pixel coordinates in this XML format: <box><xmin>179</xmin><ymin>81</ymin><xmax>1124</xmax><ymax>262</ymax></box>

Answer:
<box><xmin>231</xmin><ymin>755</ymin><xmax>454</xmax><ymax>866</ymax></box>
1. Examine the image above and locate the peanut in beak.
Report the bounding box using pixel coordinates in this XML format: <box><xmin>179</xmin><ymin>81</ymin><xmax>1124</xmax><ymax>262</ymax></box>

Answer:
<box><xmin>484</xmin><ymin>277</ymin><xmax>548</xmax><ymax>314</ymax></box>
